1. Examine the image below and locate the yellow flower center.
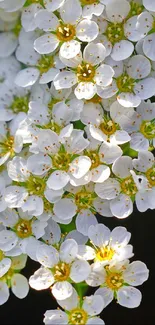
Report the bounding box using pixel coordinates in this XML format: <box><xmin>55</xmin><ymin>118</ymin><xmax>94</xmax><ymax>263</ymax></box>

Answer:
<box><xmin>0</xmin><ymin>250</ymin><xmax>4</xmax><ymax>262</ymax></box>
<box><xmin>41</xmin><ymin>121</ymin><xmax>62</xmax><ymax>134</ymax></box>
<box><xmin>121</xmin><ymin>176</ymin><xmax>137</xmax><ymax>196</ymax></box>
<box><xmin>99</xmin><ymin>120</ymin><xmax>116</xmax><ymax>136</ymax></box>
<box><xmin>140</xmin><ymin>120</ymin><xmax>155</xmax><ymax>139</ymax></box>
<box><xmin>105</xmin><ymin>22</ymin><xmax>124</xmax><ymax>45</ymax></box>
<box><xmin>37</xmin><ymin>55</ymin><xmax>54</xmax><ymax>74</ymax></box>
<box><xmin>106</xmin><ymin>271</ymin><xmax>124</xmax><ymax>290</ymax></box>
<box><xmin>56</xmin><ymin>24</ymin><xmax>76</xmax><ymax>42</ymax></box>
<box><xmin>43</xmin><ymin>198</ymin><xmax>54</xmax><ymax>213</ymax></box>
<box><xmin>75</xmin><ymin>191</ymin><xmax>95</xmax><ymax>210</ymax></box>
<box><xmin>52</xmin><ymin>152</ymin><xmax>71</xmax><ymax>171</ymax></box>
<box><xmin>96</xmin><ymin>246</ymin><xmax>115</xmax><ymax>262</ymax></box>
<box><xmin>26</xmin><ymin>176</ymin><xmax>46</xmax><ymax>196</ymax></box>
<box><xmin>69</xmin><ymin>308</ymin><xmax>88</xmax><ymax>325</ymax></box>
<box><xmin>53</xmin><ymin>262</ymin><xmax>70</xmax><ymax>281</ymax></box>
<box><xmin>146</xmin><ymin>167</ymin><xmax>155</xmax><ymax>186</ymax></box>
<box><xmin>15</xmin><ymin>219</ymin><xmax>32</xmax><ymax>238</ymax></box>
<box><xmin>116</xmin><ymin>73</ymin><xmax>135</xmax><ymax>93</ymax></box>
<box><xmin>10</xmin><ymin>95</ymin><xmax>29</xmax><ymax>114</ymax></box>
<box><xmin>85</xmin><ymin>150</ymin><xmax>100</xmax><ymax>169</ymax></box>
<box><xmin>128</xmin><ymin>1</ymin><xmax>144</xmax><ymax>18</ymax></box>
<box><xmin>0</xmin><ymin>135</ymin><xmax>14</xmax><ymax>158</ymax></box>
<box><xmin>77</xmin><ymin>63</ymin><xmax>95</xmax><ymax>82</ymax></box>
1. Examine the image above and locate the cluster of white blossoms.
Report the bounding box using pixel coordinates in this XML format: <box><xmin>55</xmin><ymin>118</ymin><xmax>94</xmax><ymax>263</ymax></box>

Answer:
<box><xmin>0</xmin><ymin>0</ymin><xmax>154</xmax><ymax>323</ymax></box>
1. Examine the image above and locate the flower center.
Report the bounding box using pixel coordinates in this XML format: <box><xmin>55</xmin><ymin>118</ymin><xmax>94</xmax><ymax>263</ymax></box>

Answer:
<box><xmin>99</xmin><ymin>120</ymin><xmax>116</xmax><ymax>136</ymax></box>
<box><xmin>105</xmin><ymin>22</ymin><xmax>124</xmax><ymax>45</ymax></box>
<box><xmin>128</xmin><ymin>1</ymin><xmax>144</xmax><ymax>18</ymax></box>
<box><xmin>26</xmin><ymin>176</ymin><xmax>46</xmax><ymax>196</ymax></box>
<box><xmin>52</xmin><ymin>152</ymin><xmax>71</xmax><ymax>171</ymax></box>
<box><xmin>121</xmin><ymin>176</ymin><xmax>137</xmax><ymax>196</ymax></box>
<box><xmin>116</xmin><ymin>73</ymin><xmax>135</xmax><ymax>93</ymax></box>
<box><xmin>0</xmin><ymin>135</ymin><xmax>14</xmax><ymax>158</ymax></box>
<box><xmin>69</xmin><ymin>308</ymin><xmax>88</xmax><ymax>325</ymax></box>
<box><xmin>96</xmin><ymin>246</ymin><xmax>115</xmax><ymax>262</ymax></box>
<box><xmin>41</xmin><ymin>121</ymin><xmax>62</xmax><ymax>134</ymax></box>
<box><xmin>0</xmin><ymin>250</ymin><xmax>4</xmax><ymax>261</ymax></box>
<box><xmin>77</xmin><ymin>63</ymin><xmax>95</xmax><ymax>82</ymax></box>
<box><xmin>75</xmin><ymin>191</ymin><xmax>95</xmax><ymax>210</ymax></box>
<box><xmin>140</xmin><ymin>120</ymin><xmax>155</xmax><ymax>139</ymax></box>
<box><xmin>53</xmin><ymin>262</ymin><xmax>70</xmax><ymax>281</ymax></box>
<box><xmin>43</xmin><ymin>198</ymin><xmax>54</xmax><ymax>213</ymax></box>
<box><xmin>146</xmin><ymin>167</ymin><xmax>155</xmax><ymax>186</ymax></box>
<box><xmin>106</xmin><ymin>271</ymin><xmax>124</xmax><ymax>290</ymax></box>
<box><xmin>85</xmin><ymin>150</ymin><xmax>100</xmax><ymax>169</ymax></box>
<box><xmin>10</xmin><ymin>95</ymin><xmax>29</xmax><ymax>114</ymax></box>
<box><xmin>56</xmin><ymin>24</ymin><xmax>76</xmax><ymax>42</ymax></box>
<box><xmin>86</xmin><ymin>94</ymin><xmax>102</xmax><ymax>104</ymax></box>
<box><xmin>37</xmin><ymin>55</ymin><xmax>54</xmax><ymax>74</ymax></box>
<box><xmin>15</xmin><ymin>219</ymin><xmax>32</xmax><ymax>238</ymax></box>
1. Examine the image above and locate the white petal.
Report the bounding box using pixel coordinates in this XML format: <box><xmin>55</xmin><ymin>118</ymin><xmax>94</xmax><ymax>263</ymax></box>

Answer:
<box><xmin>99</xmin><ymin>142</ymin><xmax>122</xmax><ymax>164</ymax></box>
<box><xmin>21</xmin><ymin>3</ymin><xmax>42</xmax><ymax>32</ymax></box>
<box><xmin>47</xmin><ymin>171</ymin><xmax>70</xmax><ymax>190</ymax></box>
<box><xmin>44</xmin><ymin>310</ymin><xmax>68</xmax><ymax>325</ymax></box>
<box><xmin>95</xmin><ymin>287</ymin><xmax>113</xmax><ymax>308</ymax></box>
<box><xmin>91</xmin><ymin>165</ymin><xmax>110</xmax><ymax>183</ymax></box>
<box><xmin>112</xmin><ymin>156</ymin><xmax>133</xmax><ymax>178</ymax></box>
<box><xmin>69</xmin><ymin>156</ymin><xmax>91</xmax><ymax>179</ymax></box>
<box><xmin>123</xmin><ymin>261</ymin><xmax>149</xmax><ymax>286</ymax></box>
<box><xmin>0</xmin><ymin>32</ymin><xmax>18</xmax><ymax>58</ymax></box>
<box><xmin>130</xmin><ymin>133</ymin><xmax>149</xmax><ymax>151</ymax></box>
<box><xmin>44</xmin><ymin>188</ymin><xmax>63</xmax><ymax>204</ymax></box>
<box><xmin>27</xmin><ymin>153</ymin><xmax>51</xmax><ymax>175</ymax></box>
<box><xmin>15</xmin><ymin>68</ymin><xmax>40</xmax><ymax>87</ymax></box>
<box><xmin>88</xmin><ymin>223</ymin><xmax>110</xmax><ymax>247</ymax></box>
<box><xmin>132</xmin><ymin>151</ymin><xmax>154</xmax><ymax>172</ymax></box>
<box><xmin>143</xmin><ymin>34</ymin><xmax>155</xmax><ymax>60</ymax></box>
<box><xmin>60</xmin><ymin>0</ymin><xmax>82</xmax><ymax>24</ymax></box>
<box><xmin>52</xmin><ymin>281</ymin><xmax>73</xmax><ymax>300</ymax></box>
<box><xmin>106</xmin><ymin>0</ymin><xmax>130</xmax><ymax>23</ymax></box>
<box><xmin>127</xmin><ymin>55</ymin><xmax>151</xmax><ymax>79</ymax></box>
<box><xmin>35</xmin><ymin>10</ymin><xmax>59</xmax><ymax>31</ymax></box>
<box><xmin>0</xmin><ymin>258</ymin><xmax>11</xmax><ymax>277</ymax></box>
<box><xmin>56</xmin><ymin>287</ymin><xmax>78</xmax><ymax>311</ymax></box>
<box><xmin>34</xmin><ymin>34</ymin><xmax>59</xmax><ymax>55</ymax></box>
<box><xmin>36</xmin><ymin>244</ymin><xmax>59</xmax><ymax>268</ymax></box>
<box><xmin>4</xmin><ymin>186</ymin><xmax>28</xmax><ymax>208</ymax></box>
<box><xmin>53</xmin><ymin>198</ymin><xmax>77</xmax><ymax>220</ymax></box>
<box><xmin>29</xmin><ymin>267</ymin><xmax>54</xmax><ymax>290</ymax></box>
<box><xmin>86</xmin><ymin>263</ymin><xmax>106</xmax><ymax>287</ymax></box>
<box><xmin>45</xmin><ymin>0</ymin><xmax>65</xmax><ymax>11</ymax></box>
<box><xmin>111</xmin><ymin>40</ymin><xmax>134</xmax><ymax>61</ymax></box>
<box><xmin>134</xmin><ymin>78</ymin><xmax>155</xmax><ymax>100</ymax></box>
<box><xmin>60</xmin><ymin>40</ymin><xmax>80</xmax><ymax>59</ymax></box>
<box><xmin>66</xmin><ymin>230</ymin><xmax>88</xmax><ymax>245</ymax></box>
<box><xmin>83</xmin><ymin>295</ymin><xmax>105</xmax><ymax>316</ymax></box>
<box><xmin>95</xmin><ymin>178</ymin><xmax>120</xmax><ymax>200</ymax></box>
<box><xmin>75</xmin><ymin>82</ymin><xmax>96</xmax><ymax>100</ymax></box>
<box><xmin>70</xmin><ymin>260</ymin><xmax>90</xmax><ymax>282</ymax></box>
<box><xmin>111</xmin><ymin>227</ymin><xmax>131</xmax><ymax>247</ymax></box>
<box><xmin>83</xmin><ymin>42</ymin><xmax>106</xmax><ymax>65</ymax></box>
<box><xmin>87</xmin><ymin>317</ymin><xmax>105</xmax><ymax>325</ymax></box>
<box><xmin>95</xmin><ymin>64</ymin><xmax>114</xmax><ymax>87</ymax></box>
<box><xmin>117</xmin><ymin>286</ymin><xmax>142</xmax><ymax>308</ymax></box>
<box><xmin>7</xmin><ymin>156</ymin><xmax>29</xmax><ymax>181</ymax></box>
<box><xmin>54</xmin><ymin>71</ymin><xmax>77</xmax><ymax>90</ymax></box>
<box><xmin>0</xmin><ymin>282</ymin><xmax>9</xmax><ymax>305</ymax></box>
<box><xmin>21</xmin><ymin>195</ymin><xmax>44</xmax><ymax>217</ymax></box>
<box><xmin>38</xmin><ymin>129</ymin><xmax>60</xmax><ymax>154</ymax></box>
<box><xmin>39</xmin><ymin>68</ymin><xmax>59</xmax><ymax>84</ymax></box>
<box><xmin>76</xmin><ymin>210</ymin><xmax>97</xmax><ymax>236</ymax></box>
<box><xmin>78</xmin><ymin>245</ymin><xmax>95</xmax><ymax>260</ymax></box>
<box><xmin>143</xmin><ymin>0</ymin><xmax>155</xmax><ymax>11</ymax></box>
<box><xmin>60</xmin><ymin>239</ymin><xmax>78</xmax><ymax>263</ymax></box>
<box><xmin>76</xmin><ymin>20</ymin><xmax>99</xmax><ymax>42</ymax></box>
<box><xmin>11</xmin><ymin>274</ymin><xmax>29</xmax><ymax>299</ymax></box>
<box><xmin>94</xmin><ymin>197</ymin><xmax>113</xmax><ymax>217</ymax></box>
<box><xmin>117</xmin><ymin>92</ymin><xmax>141</xmax><ymax>108</ymax></box>
<box><xmin>110</xmin><ymin>194</ymin><xmax>133</xmax><ymax>218</ymax></box>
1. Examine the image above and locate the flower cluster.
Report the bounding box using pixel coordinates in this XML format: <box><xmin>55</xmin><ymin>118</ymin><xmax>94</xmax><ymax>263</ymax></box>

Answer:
<box><xmin>0</xmin><ymin>0</ymin><xmax>154</xmax><ymax>323</ymax></box>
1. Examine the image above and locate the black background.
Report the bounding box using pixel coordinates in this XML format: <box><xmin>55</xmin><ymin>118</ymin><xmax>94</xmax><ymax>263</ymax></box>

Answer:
<box><xmin>1</xmin><ymin>207</ymin><xmax>155</xmax><ymax>325</ymax></box>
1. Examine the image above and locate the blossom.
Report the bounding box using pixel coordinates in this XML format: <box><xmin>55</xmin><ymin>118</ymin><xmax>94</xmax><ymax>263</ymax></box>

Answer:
<box><xmin>93</xmin><ymin>260</ymin><xmax>149</xmax><ymax>308</ymax></box>
<box><xmin>34</xmin><ymin>0</ymin><xmax>99</xmax><ymax>59</ymax></box>
<box><xmin>54</xmin><ymin>43</ymin><xmax>114</xmax><ymax>100</ymax></box>
<box><xmin>44</xmin><ymin>289</ymin><xmax>105</xmax><ymax>324</ymax></box>
<box><xmin>29</xmin><ymin>239</ymin><xmax>91</xmax><ymax>300</ymax></box>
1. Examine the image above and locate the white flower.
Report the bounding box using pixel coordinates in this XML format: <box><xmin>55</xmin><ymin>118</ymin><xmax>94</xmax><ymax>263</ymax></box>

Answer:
<box><xmin>78</xmin><ymin>0</ymin><xmax>105</xmax><ymax>19</ymax></box>
<box><xmin>54</xmin><ymin>43</ymin><xmax>114</xmax><ymax>100</ymax></box>
<box><xmin>0</xmin><ymin>119</ymin><xmax>23</xmax><ymax>165</ymax></box>
<box><xmin>132</xmin><ymin>151</ymin><xmax>155</xmax><ymax>212</ymax></box>
<box><xmin>78</xmin><ymin>224</ymin><xmax>133</xmax><ymax>265</ymax></box>
<box><xmin>97</xmin><ymin>55</ymin><xmax>155</xmax><ymax>107</ymax></box>
<box><xmin>29</xmin><ymin>239</ymin><xmax>91</xmax><ymax>300</ymax></box>
<box><xmin>0</xmin><ymin>254</ymin><xmax>29</xmax><ymax>305</ymax></box>
<box><xmin>81</xmin><ymin>99</ymin><xmax>130</xmax><ymax>145</ymax></box>
<box><xmin>6</xmin><ymin>156</ymin><xmax>64</xmax><ymax>216</ymax></box>
<box><xmin>142</xmin><ymin>0</ymin><xmax>155</xmax><ymax>11</ymax></box>
<box><xmin>96</xmin><ymin>0</ymin><xmax>144</xmax><ymax>61</ymax></box>
<box><xmin>44</xmin><ymin>289</ymin><xmax>105</xmax><ymax>324</ymax></box>
<box><xmin>95</xmin><ymin>155</ymin><xmax>152</xmax><ymax>218</ymax></box>
<box><xmin>34</xmin><ymin>0</ymin><xmax>99</xmax><ymax>59</ymax></box>
<box><xmin>0</xmin><ymin>0</ymin><xmax>65</xmax><ymax>13</ymax></box>
<box><xmin>93</xmin><ymin>260</ymin><xmax>149</xmax><ymax>308</ymax></box>
<box><xmin>30</xmin><ymin>128</ymin><xmax>91</xmax><ymax>190</ymax></box>
<box><xmin>0</xmin><ymin>55</ymin><xmax>21</xmax><ymax>87</ymax></box>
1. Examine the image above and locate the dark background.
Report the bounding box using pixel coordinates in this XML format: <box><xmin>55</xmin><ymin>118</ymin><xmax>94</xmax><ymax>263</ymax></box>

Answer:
<box><xmin>1</xmin><ymin>207</ymin><xmax>155</xmax><ymax>325</ymax></box>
